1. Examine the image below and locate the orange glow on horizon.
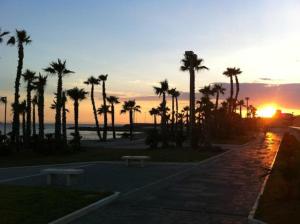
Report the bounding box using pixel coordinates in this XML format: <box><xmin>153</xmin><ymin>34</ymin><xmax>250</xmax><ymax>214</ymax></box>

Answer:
<box><xmin>257</xmin><ymin>104</ymin><xmax>277</xmax><ymax>118</ymax></box>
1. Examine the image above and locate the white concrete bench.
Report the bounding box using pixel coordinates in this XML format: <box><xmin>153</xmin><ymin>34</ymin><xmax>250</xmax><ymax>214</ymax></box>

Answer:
<box><xmin>121</xmin><ymin>156</ymin><xmax>150</xmax><ymax>167</ymax></box>
<box><xmin>41</xmin><ymin>168</ymin><xmax>84</xmax><ymax>186</ymax></box>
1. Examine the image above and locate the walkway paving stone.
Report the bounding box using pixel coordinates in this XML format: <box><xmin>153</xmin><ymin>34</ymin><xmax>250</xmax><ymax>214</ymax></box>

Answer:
<box><xmin>72</xmin><ymin>131</ymin><xmax>282</xmax><ymax>224</ymax></box>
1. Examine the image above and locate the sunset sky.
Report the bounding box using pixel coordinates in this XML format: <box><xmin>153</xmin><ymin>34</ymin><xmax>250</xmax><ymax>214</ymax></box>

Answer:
<box><xmin>1</xmin><ymin>0</ymin><xmax>300</xmax><ymax>124</ymax></box>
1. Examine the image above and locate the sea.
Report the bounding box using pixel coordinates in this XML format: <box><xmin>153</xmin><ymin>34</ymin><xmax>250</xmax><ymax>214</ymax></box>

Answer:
<box><xmin>0</xmin><ymin>123</ymin><xmax>126</xmax><ymax>140</ymax></box>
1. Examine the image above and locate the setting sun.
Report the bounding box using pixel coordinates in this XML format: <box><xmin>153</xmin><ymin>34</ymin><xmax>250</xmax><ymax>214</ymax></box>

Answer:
<box><xmin>257</xmin><ymin>105</ymin><xmax>277</xmax><ymax>118</ymax></box>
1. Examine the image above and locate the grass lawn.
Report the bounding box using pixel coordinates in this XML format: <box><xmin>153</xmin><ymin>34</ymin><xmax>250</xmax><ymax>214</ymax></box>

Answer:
<box><xmin>0</xmin><ymin>185</ymin><xmax>111</xmax><ymax>224</ymax></box>
<box><xmin>255</xmin><ymin>133</ymin><xmax>300</xmax><ymax>223</ymax></box>
<box><xmin>0</xmin><ymin>148</ymin><xmax>222</xmax><ymax>167</ymax></box>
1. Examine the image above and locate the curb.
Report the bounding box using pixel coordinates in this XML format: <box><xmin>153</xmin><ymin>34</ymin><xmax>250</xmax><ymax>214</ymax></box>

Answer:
<box><xmin>49</xmin><ymin>192</ymin><xmax>120</xmax><ymax>224</ymax></box>
<box><xmin>247</xmin><ymin>135</ymin><xmax>282</xmax><ymax>224</ymax></box>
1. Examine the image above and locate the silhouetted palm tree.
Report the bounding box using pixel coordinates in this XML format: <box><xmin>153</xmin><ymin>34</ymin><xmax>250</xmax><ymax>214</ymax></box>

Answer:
<box><xmin>182</xmin><ymin>106</ymin><xmax>190</xmax><ymax>131</ymax></box>
<box><xmin>233</xmin><ymin>68</ymin><xmax>242</xmax><ymax>111</ymax></box>
<box><xmin>18</xmin><ymin>100</ymin><xmax>26</xmax><ymax>141</ymax></box>
<box><xmin>173</xmin><ymin>90</ymin><xmax>180</xmax><ymax>130</ymax></box>
<box><xmin>107</xmin><ymin>96</ymin><xmax>120</xmax><ymax>139</ymax></box>
<box><xmin>67</xmin><ymin>87</ymin><xmax>87</xmax><ymax>143</ymax></box>
<box><xmin>121</xmin><ymin>100</ymin><xmax>141</xmax><ymax>140</ymax></box>
<box><xmin>0</xmin><ymin>29</ymin><xmax>9</xmax><ymax>43</ymax></box>
<box><xmin>181</xmin><ymin>51</ymin><xmax>208</xmax><ymax>148</ymax></box>
<box><xmin>33</xmin><ymin>74</ymin><xmax>47</xmax><ymax>139</ymax></box>
<box><xmin>149</xmin><ymin>107</ymin><xmax>159</xmax><ymax>129</ymax></box>
<box><xmin>223</xmin><ymin>67</ymin><xmax>241</xmax><ymax>113</ymax></box>
<box><xmin>245</xmin><ymin>97</ymin><xmax>250</xmax><ymax>118</ymax></box>
<box><xmin>98</xmin><ymin>74</ymin><xmax>108</xmax><ymax>141</ymax></box>
<box><xmin>7</xmin><ymin>30</ymin><xmax>31</xmax><ymax>143</ymax></box>
<box><xmin>237</xmin><ymin>100</ymin><xmax>245</xmax><ymax>118</ymax></box>
<box><xmin>32</xmin><ymin>95</ymin><xmax>38</xmax><ymax>136</ymax></box>
<box><xmin>249</xmin><ymin>105</ymin><xmax>257</xmax><ymax>118</ymax></box>
<box><xmin>44</xmin><ymin>59</ymin><xmax>74</xmax><ymax>142</ymax></box>
<box><xmin>168</xmin><ymin>88</ymin><xmax>177</xmax><ymax>133</ymax></box>
<box><xmin>212</xmin><ymin>84</ymin><xmax>225</xmax><ymax>110</ymax></box>
<box><xmin>97</xmin><ymin>104</ymin><xmax>110</xmax><ymax>138</ymax></box>
<box><xmin>0</xmin><ymin>97</ymin><xmax>7</xmax><ymax>135</ymax></box>
<box><xmin>62</xmin><ymin>91</ymin><xmax>68</xmax><ymax>144</ymax></box>
<box><xmin>22</xmin><ymin>69</ymin><xmax>36</xmax><ymax>141</ymax></box>
<box><xmin>84</xmin><ymin>76</ymin><xmax>102</xmax><ymax>141</ymax></box>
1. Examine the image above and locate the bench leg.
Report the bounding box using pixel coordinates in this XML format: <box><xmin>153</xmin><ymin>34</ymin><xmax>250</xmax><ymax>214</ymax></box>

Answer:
<box><xmin>47</xmin><ymin>174</ymin><xmax>52</xmax><ymax>185</ymax></box>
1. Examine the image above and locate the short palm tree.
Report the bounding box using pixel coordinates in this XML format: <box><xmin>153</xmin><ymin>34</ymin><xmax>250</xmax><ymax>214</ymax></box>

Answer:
<box><xmin>32</xmin><ymin>95</ymin><xmax>38</xmax><ymax>136</ymax></box>
<box><xmin>97</xmin><ymin>104</ymin><xmax>110</xmax><ymax>137</ymax></box>
<box><xmin>237</xmin><ymin>100</ymin><xmax>245</xmax><ymax>118</ymax></box>
<box><xmin>233</xmin><ymin>68</ymin><xmax>242</xmax><ymax>111</ymax></box>
<box><xmin>84</xmin><ymin>76</ymin><xmax>102</xmax><ymax>141</ymax></box>
<box><xmin>212</xmin><ymin>84</ymin><xmax>226</xmax><ymax>110</ymax></box>
<box><xmin>44</xmin><ymin>59</ymin><xmax>74</xmax><ymax>142</ymax></box>
<box><xmin>22</xmin><ymin>69</ymin><xmax>36</xmax><ymax>141</ymax></box>
<box><xmin>67</xmin><ymin>87</ymin><xmax>87</xmax><ymax>143</ymax></box>
<box><xmin>149</xmin><ymin>107</ymin><xmax>159</xmax><ymax>129</ymax></box>
<box><xmin>223</xmin><ymin>67</ymin><xmax>241</xmax><ymax>113</ymax></box>
<box><xmin>173</xmin><ymin>90</ymin><xmax>180</xmax><ymax>130</ymax></box>
<box><xmin>98</xmin><ymin>74</ymin><xmax>108</xmax><ymax>141</ymax></box>
<box><xmin>181</xmin><ymin>51</ymin><xmax>208</xmax><ymax>148</ymax></box>
<box><xmin>107</xmin><ymin>96</ymin><xmax>120</xmax><ymax>139</ymax></box>
<box><xmin>7</xmin><ymin>30</ymin><xmax>31</xmax><ymax>143</ymax></box>
<box><xmin>245</xmin><ymin>97</ymin><xmax>250</xmax><ymax>118</ymax></box>
<box><xmin>0</xmin><ymin>97</ymin><xmax>7</xmax><ymax>135</ymax></box>
<box><xmin>168</xmin><ymin>88</ymin><xmax>177</xmax><ymax>132</ymax></box>
<box><xmin>121</xmin><ymin>100</ymin><xmax>141</xmax><ymax>140</ymax></box>
<box><xmin>32</xmin><ymin>73</ymin><xmax>47</xmax><ymax>139</ymax></box>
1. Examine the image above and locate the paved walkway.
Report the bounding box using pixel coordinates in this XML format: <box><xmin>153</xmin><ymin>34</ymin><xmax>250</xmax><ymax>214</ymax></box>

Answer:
<box><xmin>72</xmin><ymin>131</ymin><xmax>282</xmax><ymax>224</ymax></box>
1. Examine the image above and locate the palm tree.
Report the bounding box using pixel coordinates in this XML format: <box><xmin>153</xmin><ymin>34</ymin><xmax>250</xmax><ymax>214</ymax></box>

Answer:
<box><xmin>212</xmin><ymin>84</ymin><xmax>226</xmax><ymax>110</ymax></box>
<box><xmin>199</xmin><ymin>85</ymin><xmax>214</xmax><ymax>98</ymax></box>
<box><xmin>182</xmin><ymin>106</ymin><xmax>190</xmax><ymax>130</ymax></box>
<box><xmin>22</xmin><ymin>69</ymin><xmax>36</xmax><ymax>141</ymax></box>
<box><xmin>223</xmin><ymin>67</ymin><xmax>241</xmax><ymax>113</ymax></box>
<box><xmin>149</xmin><ymin>107</ymin><xmax>159</xmax><ymax>129</ymax></box>
<box><xmin>233</xmin><ymin>68</ymin><xmax>242</xmax><ymax>111</ymax></box>
<box><xmin>67</xmin><ymin>87</ymin><xmax>87</xmax><ymax>143</ymax></box>
<box><xmin>249</xmin><ymin>105</ymin><xmax>257</xmax><ymax>118</ymax></box>
<box><xmin>245</xmin><ymin>97</ymin><xmax>250</xmax><ymax>118</ymax></box>
<box><xmin>97</xmin><ymin>104</ymin><xmax>110</xmax><ymax>138</ymax></box>
<box><xmin>181</xmin><ymin>51</ymin><xmax>208</xmax><ymax>148</ymax></box>
<box><xmin>7</xmin><ymin>30</ymin><xmax>32</xmax><ymax>143</ymax></box>
<box><xmin>237</xmin><ymin>100</ymin><xmax>245</xmax><ymax>118</ymax></box>
<box><xmin>32</xmin><ymin>95</ymin><xmax>38</xmax><ymax>136</ymax></box>
<box><xmin>107</xmin><ymin>96</ymin><xmax>120</xmax><ymax>139</ymax></box>
<box><xmin>168</xmin><ymin>88</ymin><xmax>177</xmax><ymax>133</ymax></box>
<box><xmin>18</xmin><ymin>100</ymin><xmax>27</xmax><ymax>141</ymax></box>
<box><xmin>32</xmin><ymin>73</ymin><xmax>47</xmax><ymax>139</ymax></box>
<box><xmin>0</xmin><ymin>29</ymin><xmax>9</xmax><ymax>43</ymax></box>
<box><xmin>62</xmin><ymin>91</ymin><xmax>68</xmax><ymax>144</ymax></box>
<box><xmin>84</xmin><ymin>76</ymin><xmax>102</xmax><ymax>141</ymax></box>
<box><xmin>44</xmin><ymin>59</ymin><xmax>74</xmax><ymax>142</ymax></box>
<box><xmin>173</xmin><ymin>90</ymin><xmax>180</xmax><ymax>130</ymax></box>
<box><xmin>0</xmin><ymin>97</ymin><xmax>7</xmax><ymax>135</ymax></box>
<box><xmin>98</xmin><ymin>74</ymin><xmax>108</xmax><ymax>141</ymax></box>
<box><xmin>121</xmin><ymin>100</ymin><xmax>141</xmax><ymax>140</ymax></box>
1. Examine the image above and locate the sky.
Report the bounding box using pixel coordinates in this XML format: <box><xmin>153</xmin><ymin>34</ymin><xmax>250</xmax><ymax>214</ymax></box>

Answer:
<box><xmin>1</xmin><ymin>0</ymin><xmax>300</xmax><ymax>124</ymax></box>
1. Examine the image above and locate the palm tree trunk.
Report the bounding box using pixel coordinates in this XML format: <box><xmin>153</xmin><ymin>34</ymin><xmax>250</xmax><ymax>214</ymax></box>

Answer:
<box><xmin>12</xmin><ymin>43</ymin><xmax>24</xmax><ymax>143</ymax></box>
<box><xmin>229</xmin><ymin>76</ymin><xmax>234</xmax><ymax>113</ymax></box>
<box><xmin>161</xmin><ymin>93</ymin><xmax>168</xmax><ymax>147</ymax></box>
<box><xmin>55</xmin><ymin>74</ymin><xmax>62</xmax><ymax>142</ymax></box>
<box><xmin>91</xmin><ymin>84</ymin><xmax>102</xmax><ymax>140</ymax></box>
<box><xmin>175</xmin><ymin>97</ymin><xmax>178</xmax><ymax>131</ymax></box>
<box><xmin>62</xmin><ymin>97</ymin><xmax>67</xmax><ymax>144</ymax></box>
<box><xmin>189</xmin><ymin>68</ymin><xmax>196</xmax><ymax>149</ymax></box>
<box><xmin>246</xmin><ymin>99</ymin><xmax>249</xmax><ymax>118</ymax></box>
<box><xmin>171</xmin><ymin>96</ymin><xmax>175</xmax><ymax>133</ymax></box>
<box><xmin>32</xmin><ymin>103</ymin><xmax>36</xmax><ymax>136</ymax></box>
<box><xmin>26</xmin><ymin>84</ymin><xmax>32</xmax><ymax>141</ymax></box>
<box><xmin>240</xmin><ymin>104</ymin><xmax>242</xmax><ymax>118</ymax></box>
<box><xmin>215</xmin><ymin>92</ymin><xmax>219</xmax><ymax>111</ymax></box>
<box><xmin>154</xmin><ymin>115</ymin><xmax>157</xmax><ymax>129</ymax></box>
<box><xmin>111</xmin><ymin>105</ymin><xmax>116</xmax><ymax>139</ymax></box>
<box><xmin>234</xmin><ymin>75</ymin><xmax>239</xmax><ymax>112</ymax></box>
<box><xmin>4</xmin><ymin>99</ymin><xmax>7</xmax><ymax>135</ymax></box>
<box><xmin>129</xmin><ymin>110</ymin><xmax>133</xmax><ymax>140</ymax></box>
<box><xmin>22</xmin><ymin>112</ymin><xmax>25</xmax><ymax>143</ymax></box>
<box><xmin>74</xmin><ymin>100</ymin><xmax>79</xmax><ymax>137</ymax></box>
<box><xmin>38</xmin><ymin>91</ymin><xmax>44</xmax><ymax>139</ymax></box>
<box><xmin>102</xmin><ymin>82</ymin><xmax>107</xmax><ymax>141</ymax></box>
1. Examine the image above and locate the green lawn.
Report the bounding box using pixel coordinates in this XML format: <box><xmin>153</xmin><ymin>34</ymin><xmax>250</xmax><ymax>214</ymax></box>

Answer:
<box><xmin>0</xmin><ymin>148</ymin><xmax>222</xmax><ymax>167</ymax></box>
<box><xmin>255</xmin><ymin>133</ymin><xmax>300</xmax><ymax>223</ymax></box>
<box><xmin>0</xmin><ymin>185</ymin><xmax>111</xmax><ymax>224</ymax></box>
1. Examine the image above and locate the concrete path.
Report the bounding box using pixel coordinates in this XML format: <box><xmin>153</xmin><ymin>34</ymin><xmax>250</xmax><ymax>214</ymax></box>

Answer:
<box><xmin>72</xmin><ymin>131</ymin><xmax>282</xmax><ymax>224</ymax></box>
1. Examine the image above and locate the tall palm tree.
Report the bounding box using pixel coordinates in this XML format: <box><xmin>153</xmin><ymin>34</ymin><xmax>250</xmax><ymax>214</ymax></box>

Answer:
<box><xmin>0</xmin><ymin>29</ymin><xmax>9</xmax><ymax>43</ymax></box>
<box><xmin>67</xmin><ymin>87</ymin><xmax>87</xmax><ymax>143</ymax></box>
<box><xmin>107</xmin><ymin>96</ymin><xmax>120</xmax><ymax>139</ymax></box>
<box><xmin>62</xmin><ymin>91</ymin><xmax>68</xmax><ymax>144</ymax></box>
<box><xmin>84</xmin><ymin>76</ymin><xmax>102</xmax><ymax>141</ymax></box>
<box><xmin>168</xmin><ymin>88</ymin><xmax>177</xmax><ymax>132</ymax></box>
<box><xmin>44</xmin><ymin>59</ymin><xmax>74</xmax><ymax>142</ymax></box>
<box><xmin>149</xmin><ymin>107</ymin><xmax>159</xmax><ymax>129</ymax></box>
<box><xmin>18</xmin><ymin>100</ymin><xmax>27</xmax><ymax>140</ymax></box>
<box><xmin>181</xmin><ymin>51</ymin><xmax>208</xmax><ymax>148</ymax></box>
<box><xmin>237</xmin><ymin>100</ymin><xmax>245</xmax><ymax>118</ymax></box>
<box><xmin>212</xmin><ymin>84</ymin><xmax>226</xmax><ymax>110</ymax></box>
<box><xmin>7</xmin><ymin>30</ymin><xmax>31</xmax><ymax>143</ymax></box>
<box><xmin>233</xmin><ymin>68</ymin><xmax>242</xmax><ymax>111</ymax></box>
<box><xmin>245</xmin><ymin>97</ymin><xmax>250</xmax><ymax>118</ymax></box>
<box><xmin>98</xmin><ymin>74</ymin><xmax>108</xmax><ymax>141</ymax></box>
<box><xmin>33</xmin><ymin>74</ymin><xmax>47</xmax><ymax>139</ymax></box>
<box><xmin>0</xmin><ymin>97</ymin><xmax>7</xmax><ymax>135</ymax></box>
<box><xmin>223</xmin><ymin>67</ymin><xmax>241</xmax><ymax>113</ymax></box>
<box><xmin>32</xmin><ymin>95</ymin><xmax>38</xmax><ymax>136</ymax></box>
<box><xmin>22</xmin><ymin>69</ymin><xmax>36</xmax><ymax>141</ymax></box>
<box><xmin>121</xmin><ymin>100</ymin><xmax>141</xmax><ymax>140</ymax></box>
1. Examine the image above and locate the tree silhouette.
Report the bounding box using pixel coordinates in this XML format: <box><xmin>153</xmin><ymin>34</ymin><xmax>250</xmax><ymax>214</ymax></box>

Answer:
<box><xmin>18</xmin><ymin>100</ymin><xmax>27</xmax><ymax>141</ymax></box>
<box><xmin>32</xmin><ymin>95</ymin><xmax>38</xmax><ymax>136</ymax></box>
<box><xmin>44</xmin><ymin>59</ymin><xmax>74</xmax><ymax>142</ymax></box>
<box><xmin>0</xmin><ymin>97</ymin><xmax>7</xmax><ymax>135</ymax></box>
<box><xmin>121</xmin><ymin>100</ymin><xmax>141</xmax><ymax>140</ymax></box>
<box><xmin>168</xmin><ymin>88</ymin><xmax>177</xmax><ymax>133</ymax></box>
<box><xmin>84</xmin><ymin>76</ymin><xmax>102</xmax><ymax>141</ymax></box>
<box><xmin>245</xmin><ymin>97</ymin><xmax>250</xmax><ymax>118</ymax></box>
<box><xmin>149</xmin><ymin>107</ymin><xmax>159</xmax><ymax>129</ymax></box>
<box><xmin>98</xmin><ymin>74</ymin><xmax>108</xmax><ymax>141</ymax></box>
<box><xmin>223</xmin><ymin>67</ymin><xmax>241</xmax><ymax>113</ymax></box>
<box><xmin>237</xmin><ymin>99</ymin><xmax>245</xmax><ymax>118</ymax></box>
<box><xmin>107</xmin><ymin>96</ymin><xmax>120</xmax><ymax>139</ymax></box>
<box><xmin>212</xmin><ymin>84</ymin><xmax>225</xmax><ymax>111</ymax></box>
<box><xmin>62</xmin><ymin>91</ymin><xmax>68</xmax><ymax>144</ymax></box>
<box><xmin>181</xmin><ymin>51</ymin><xmax>208</xmax><ymax>148</ymax></box>
<box><xmin>7</xmin><ymin>30</ymin><xmax>31</xmax><ymax>143</ymax></box>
